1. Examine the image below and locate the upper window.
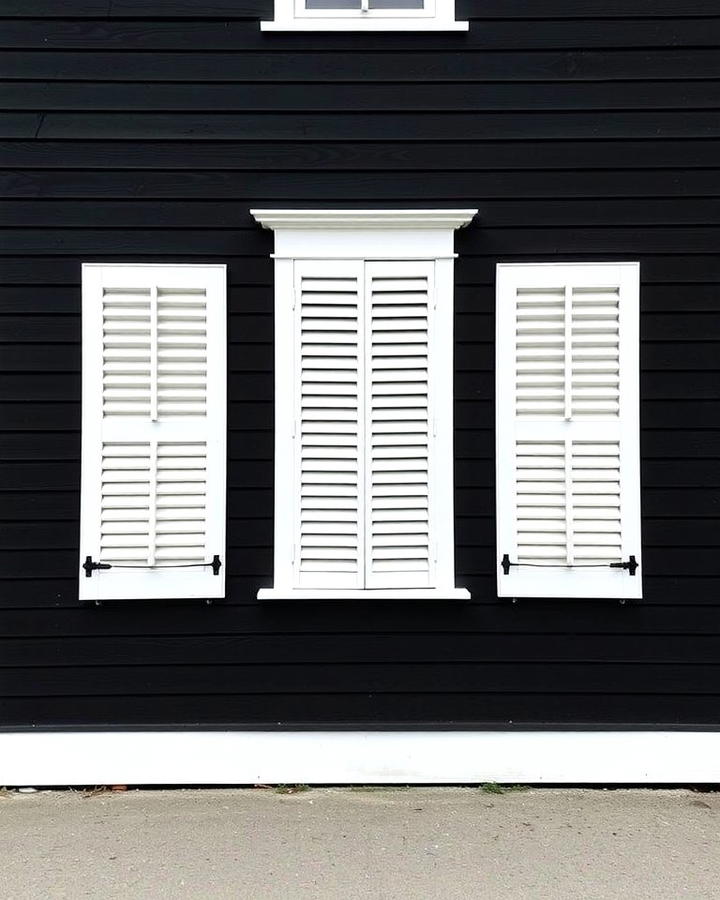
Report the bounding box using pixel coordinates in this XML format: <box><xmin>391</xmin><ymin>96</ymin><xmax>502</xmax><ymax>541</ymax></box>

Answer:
<box><xmin>261</xmin><ymin>0</ymin><xmax>468</xmax><ymax>30</ymax></box>
<box><xmin>250</xmin><ymin>209</ymin><xmax>476</xmax><ymax>599</ymax></box>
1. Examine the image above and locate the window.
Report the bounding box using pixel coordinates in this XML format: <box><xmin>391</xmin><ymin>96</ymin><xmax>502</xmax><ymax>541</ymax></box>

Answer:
<box><xmin>496</xmin><ymin>262</ymin><xmax>642</xmax><ymax>600</ymax></box>
<box><xmin>251</xmin><ymin>209</ymin><xmax>476</xmax><ymax>599</ymax></box>
<box><xmin>79</xmin><ymin>264</ymin><xmax>227</xmax><ymax>602</ymax></box>
<box><xmin>261</xmin><ymin>0</ymin><xmax>468</xmax><ymax>30</ymax></box>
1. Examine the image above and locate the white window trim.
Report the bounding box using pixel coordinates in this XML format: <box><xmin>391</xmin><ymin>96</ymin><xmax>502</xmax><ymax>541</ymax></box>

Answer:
<box><xmin>261</xmin><ymin>0</ymin><xmax>468</xmax><ymax>30</ymax></box>
<box><xmin>251</xmin><ymin>209</ymin><xmax>477</xmax><ymax>601</ymax></box>
<box><xmin>3</xmin><ymin>730</ymin><xmax>720</xmax><ymax>785</ymax></box>
<box><xmin>496</xmin><ymin>261</ymin><xmax>642</xmax><ymax>601</ymax></box>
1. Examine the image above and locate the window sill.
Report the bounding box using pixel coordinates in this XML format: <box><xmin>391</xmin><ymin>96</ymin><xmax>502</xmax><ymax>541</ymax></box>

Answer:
<box><xmin>257</xmin><ymin>588</ymin><xmax>471</xmax><ymax>600</ymax></box>
<box><xmin>260</xmin><ymin>19</ymin><xmax>469</xmax><ymax>31</ymax></box>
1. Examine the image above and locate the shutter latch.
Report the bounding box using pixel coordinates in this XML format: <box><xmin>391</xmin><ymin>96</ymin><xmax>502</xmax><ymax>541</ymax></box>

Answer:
<box><xmin>501</xmin><ymin>553</ymin><xmax>639</xmax><ymax>575</ymax></box>
<box><xmin>610</xmin><ymin>555</ymin><xmax>639</xmax><ymax>576</ymax></box>
<box><xmin>82</xmin><ymin>556</ymin><xmax>111</xmax><ymax>578</ymax></box>
<box><xmin>83</xmin><ymin>555</ymin><xmax>222</xmax><ymax>576</ymax></box>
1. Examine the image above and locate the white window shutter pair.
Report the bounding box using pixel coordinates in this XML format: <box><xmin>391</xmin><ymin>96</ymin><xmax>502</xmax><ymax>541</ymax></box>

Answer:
<box><xmin>79</xmin><ymin>264</ymin><xmax>227</xmax><ymax>602</ymax></box>
<box><xmin>295</xmin><ymin>259</ymin><xmax>437</xmax><ymax>591</ymax></box>
<box><xmin>496</xmin><ymin>262</ymin><xmax>642</xmax><ymax>600</ymax></box>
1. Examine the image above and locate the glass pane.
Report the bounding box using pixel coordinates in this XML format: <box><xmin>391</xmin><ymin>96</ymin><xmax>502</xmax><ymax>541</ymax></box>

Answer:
<box><xmin>370</xmin><ymin>0</ymin><xmax>424</xmax><ymax>6</ymax></box>
<box><xmin>305</xmin><ymin>0</ymin><xmax>361</xmax><ymax>7</ymax></box>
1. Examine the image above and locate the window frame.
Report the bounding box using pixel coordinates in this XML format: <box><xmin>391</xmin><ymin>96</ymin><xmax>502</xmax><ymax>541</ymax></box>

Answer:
<box><xmin>251</xmin><ymin>209</ymin><xmax>476</xmax><ymax>600</ymax></box>
<box><xmin>261</xmin><ymin>0</ymin><xmax>468</xmax><ymax>31</ymax></box>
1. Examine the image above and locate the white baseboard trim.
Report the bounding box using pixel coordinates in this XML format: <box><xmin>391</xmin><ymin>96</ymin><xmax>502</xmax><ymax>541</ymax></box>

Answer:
<box><xmin>2</xmin><ymin>730</ymin><xmax>720</xmax><ymax>786</ymax></box>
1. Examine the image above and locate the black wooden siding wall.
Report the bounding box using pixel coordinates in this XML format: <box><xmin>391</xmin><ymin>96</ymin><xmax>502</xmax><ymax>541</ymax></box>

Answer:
<box><xmin>2</xmin><ymin>0</ymin><xmax>720</xmax><ymax>728</ymax></box>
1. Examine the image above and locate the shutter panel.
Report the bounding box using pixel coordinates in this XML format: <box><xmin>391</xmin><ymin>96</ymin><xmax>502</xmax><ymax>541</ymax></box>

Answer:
<box><xmin>294</xmin><ymin>260</ymin><xmax>365</xmax><ymax>588</ymax></box>
<box><xmin>365</xmin><ymin>261</ymin><xmax>433</xmax><ymax>588</ymax></box>
<box><xmin>80</xmin><ymin>264</ymin><xmax>226</xmax><ymax>601</ymax></box>
<box><xmin>292</xmin><ymin>259</ymin><xmax>436</xmax><ymax>591</ymax></box>
<box><xmin>496</xmin><ymin>263</ymin><xmax>641</xmax><ymax>600</ymax></box>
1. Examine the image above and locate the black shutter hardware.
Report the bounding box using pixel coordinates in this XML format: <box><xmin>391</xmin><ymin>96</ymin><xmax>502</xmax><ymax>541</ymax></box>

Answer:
<box><xmin>83</xmin><ymin>556</ymin><xmax>111</xmax><ymax>577</ymax></box>
<box><xmin>500</xmin><ymin>554</ymin><xmax>638</xmax><ymax>575</ymax></box>
<box><xmin>83</xmin><ymin>555</ymin><xmax>222</xmax><ymax>576</ymax></box>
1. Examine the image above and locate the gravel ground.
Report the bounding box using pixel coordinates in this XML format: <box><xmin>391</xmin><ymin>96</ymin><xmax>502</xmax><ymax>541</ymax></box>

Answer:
<box><xmin>1</xmin><ymin>787</ymin><xmax>719</xmax><ymax>899</ymax></box>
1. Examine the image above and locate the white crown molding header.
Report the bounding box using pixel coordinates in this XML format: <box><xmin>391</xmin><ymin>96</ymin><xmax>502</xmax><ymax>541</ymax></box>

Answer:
<box><xmin>250</xmin><ymin>209</ymin><xmax>478</xmax><ymax>231</ymax></box>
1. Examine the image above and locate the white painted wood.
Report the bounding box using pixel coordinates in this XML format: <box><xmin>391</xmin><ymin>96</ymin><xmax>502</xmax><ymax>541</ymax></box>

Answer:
<box><xmin>496</xmin><ymin>262</ymin><xmax>642</xmax><ymax>600</ymax></box>
<box><xmin>258</xmin><ymin>588</ymin><xmax>470</xmax><ymax>599</ymax></box>
<box><xmin>431</xmin><ymin>256</ymin><xmax>458</xmax><ymax>589</ymax></box>
<box><xmin>3</xmin><ymin>730</ymin><xmax>720</xmax><ymax>785</ymax></box>
<box><xmin>272</xmin><ymin>257</ymin><xmax>297</xmax><ymax>592</ymax></box>
<box><xmin>294</xmin><ymin>259</ymin><xmax>365</xmax><ymax>589</ymax></box>
<box><xmin>261</xmin><ymin>0</ymin><xmax>467</xmax><ymax>30</ymax></box>
<box><xmin>365</xmin><ymin>261</ymin><xmax>433</xmax><ymax>589</ymax></box>
<box><xmin>251</xmin><ymin>210</ymin><xmax>478</xmax><ymax>231</ymax></box>
<box><xmin>257</xmin><ymin>211</ymin><xmax>474</xmax><ymax>600</ymax></box>
<box><xmin>79</xmin><ymin>264</ymin><xmax>227</xmax><ymax>601</ymax></box>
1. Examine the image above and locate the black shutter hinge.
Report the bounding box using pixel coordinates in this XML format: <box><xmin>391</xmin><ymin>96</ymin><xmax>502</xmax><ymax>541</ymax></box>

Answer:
<box><xmin>83</xmin><ymin>556</ymin><xmax>112</xmax><ymax>577</ymax></box>
<box><xmin>211</xmin><ymin>554</ymin><xmax>222</xmax><ymax>576</ymax></box>
<box><xmin>610</xmin><ymin>555</ymin><xmax>639</xmax><ymax>576</ymax></box>
<box><xmin>501</xmin><ymin>553</ymin><xmax>512</xmax><ymax>575</ymax></box>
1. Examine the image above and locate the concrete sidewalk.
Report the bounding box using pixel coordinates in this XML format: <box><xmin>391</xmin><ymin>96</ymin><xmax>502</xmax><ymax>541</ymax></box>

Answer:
<box><xmin>1</xmin><ymin>787</ymin><xmax>719</xmax><ymax>899</ymax></box>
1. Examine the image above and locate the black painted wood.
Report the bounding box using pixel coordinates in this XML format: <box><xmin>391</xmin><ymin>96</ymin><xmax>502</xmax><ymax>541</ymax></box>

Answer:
<box><xmin>1</xmin><ymin>1</ymin><xmax>719</xmax><ymax>729</ymax></box>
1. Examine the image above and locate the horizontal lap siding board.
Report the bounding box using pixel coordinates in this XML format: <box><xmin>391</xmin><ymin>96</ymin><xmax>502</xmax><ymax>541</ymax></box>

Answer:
<box><xmin>0</xmin><ymin>2</ymin><xmax>718</xmax><ymax>726</ymax></box>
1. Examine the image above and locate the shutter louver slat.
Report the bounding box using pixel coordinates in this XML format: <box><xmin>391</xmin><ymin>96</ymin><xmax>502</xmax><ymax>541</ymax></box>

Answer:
<box><xmin>102</xmin><ymin>289</ymin><xmax>152</xmax><ymax>418</ymax></box>
<box><xmin>571</xmin><ymin>440</ymin><xmax>622</xmax><ymax>565</ymax></box>
<box><xmin>497</xmin><ymin>262</ymin><xmax>641</xmax><ymax>600</ymax></box>
<box><xmin>101</xmin><ymin>441</ymin><xmax>151</xmax><ymax>565</ymax></box>
<box><xmin>292</xmin><ymin>260</ymin><xmax>436</xmax><ymax>591</ymax></box>
<box><xmin>81</xmin><ymin>264</ymin><xmax>226</xmax><ymax>601</ymax></box>
<box><xmin>157</xmin><ymin>289</ymin><xmax>208</xmax><ymax>418</ymax></box>
<box><xmin>297</xmin><ymin>265</ymin><xmax>363</xmax><ymax>588</ymax></box>
<box><xmin>571</xmin><ymin>288</ymin><xmax>620</xmax><ymax>417</ymax></box>
<box><xmin>515</xmin><ymin>287</ymin><xmax>566</xmax><ymax>418</ymax></box>
<box><xmin>366</xmin><ymin>263</ymin><xmax>433</xmax><ymax>588</ymax></box>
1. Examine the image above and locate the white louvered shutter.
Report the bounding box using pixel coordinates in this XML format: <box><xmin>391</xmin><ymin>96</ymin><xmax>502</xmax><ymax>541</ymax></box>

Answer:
<box><xmin>292</xmin><ymin>259</ymin><xmax>437</xmax><ymax>591</ymax></box>
<box><xmin>365</xmin><ymin>261</ymin><xmax>433</xmax><ymax>589</ymax></box>
<box><xmin>79</xmin><ymin>264</ymin><xmax>227</xmax><ymax>601</ymax></box>
<box><xmin>295</xmin><ymin>260</ymin><xmax>365</xmax><ymax>588</ymax></box>
<box><xmin>496</xmin><ymin>262</ymin><xmax>642</xmax><ymax>600</ymax></box>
